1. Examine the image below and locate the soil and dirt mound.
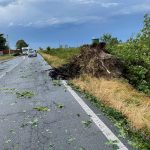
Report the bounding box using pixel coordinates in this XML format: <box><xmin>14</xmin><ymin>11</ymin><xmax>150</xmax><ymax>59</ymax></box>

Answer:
<box><xmin>49</xmin><ymin>42</ymin><xmax>124</xmax><ymax>79</ymax></box>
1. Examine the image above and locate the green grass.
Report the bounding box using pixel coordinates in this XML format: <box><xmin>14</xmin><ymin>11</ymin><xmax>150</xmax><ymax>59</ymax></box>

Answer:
<box><xmin>43</xmin><ymin>47</ymin><xmax>80</xmax><ymax>61</ymax></box>
<box><xmin>39</xmin><ymin>47</ymin><xmax>80</xmax><ymax>68</ymax></box>
<box><xmin>0</xmin><ymin>55</ymin><xmax>14</xmax><ymax>61</ymax></box>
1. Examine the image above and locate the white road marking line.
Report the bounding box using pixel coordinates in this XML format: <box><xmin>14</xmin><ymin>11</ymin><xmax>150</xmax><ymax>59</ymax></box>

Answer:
<box><xmin>0</xmin><ymin>57</ymin><xmax>25</xmax><ymax>79</ymax></box>
<box><xmin>62</xmin><ymin>80</ymin><xmax>128</xmax><ymax>150</ymax></box>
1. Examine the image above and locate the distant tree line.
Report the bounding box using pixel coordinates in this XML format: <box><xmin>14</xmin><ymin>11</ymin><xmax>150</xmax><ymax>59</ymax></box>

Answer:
<box><xmin>0</xmin><ymin>33</ymin><xmax>29</xmax><ymax>52</ymax></box>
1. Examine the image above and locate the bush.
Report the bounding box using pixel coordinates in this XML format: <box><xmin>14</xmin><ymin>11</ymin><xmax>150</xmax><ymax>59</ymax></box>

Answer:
<box><xmin>13</xmin><ymin>53</ymin><xmax>20</xmax><ymax>56</ymax></box>
<box><xmin>107</xmin><ymin>14</ymin><xmax>150</xmax><ymax>93</ymax></box>
<box><xmin>46</xmin><ymin>46</ymin><xmax>51</xmax><ymax>52</ymax></box>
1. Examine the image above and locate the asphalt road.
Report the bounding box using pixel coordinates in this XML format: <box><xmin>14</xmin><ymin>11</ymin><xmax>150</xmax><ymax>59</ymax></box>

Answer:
<box><xmin>0</xmin><ymin>56</ymin><xmax>24</xmax><ymax>78</ymax></box>
<box><xmin>0</xmin><ymin>55</ymin><xmax>134</xmax><ymax>150</ymax></box>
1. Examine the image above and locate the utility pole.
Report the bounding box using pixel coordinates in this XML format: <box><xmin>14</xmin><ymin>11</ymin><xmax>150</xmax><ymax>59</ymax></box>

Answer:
<box><xmin>6</xmin><ymin>35</ymin><xmax>10</xmax><ymax>55</ymax></box>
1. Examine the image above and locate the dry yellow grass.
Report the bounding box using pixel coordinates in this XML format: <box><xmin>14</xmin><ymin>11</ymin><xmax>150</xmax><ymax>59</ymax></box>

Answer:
<box><xmin>39</xmin><ymin>52</ymin><xmax>66</xmax><ymax>68</ymax></box>
<box><xmin>0</xmin><ymin>55</ymin><xmax>14</xmax><ymax>61</ymax></box>
<box><xmin>72</xmin><ymin>74</ymin><xmax>150</xmax><ymax>131</ymax></box>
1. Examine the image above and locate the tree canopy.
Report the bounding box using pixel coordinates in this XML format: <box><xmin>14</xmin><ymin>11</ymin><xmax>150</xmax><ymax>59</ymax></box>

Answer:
<box><xmin>16</xmin><ymin>39</ymin><xmax>28</xmax><ymax>50</ymax></box>
<box><xmin>100</xmin><ymin>33</ymin><xmax>120</xmax><ymax>48</ymax></box>
<box><xmin>0</xmin><ymin>34</ymin><xmax>8</xmax><ymax>50</ymax></box>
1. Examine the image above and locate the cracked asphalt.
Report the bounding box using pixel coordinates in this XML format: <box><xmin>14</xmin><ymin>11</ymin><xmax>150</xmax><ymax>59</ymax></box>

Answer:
<box><xmin>0</xmin><ymin>55</ymin><xmax>134</xmax><ymax>150</ymax></box>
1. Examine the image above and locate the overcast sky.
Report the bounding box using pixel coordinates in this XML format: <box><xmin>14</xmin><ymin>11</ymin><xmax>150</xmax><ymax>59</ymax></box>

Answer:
<box><xmin>0</xmin><ymin>0</ymin><xmax>150</xmax><ymax>49</ymax></box>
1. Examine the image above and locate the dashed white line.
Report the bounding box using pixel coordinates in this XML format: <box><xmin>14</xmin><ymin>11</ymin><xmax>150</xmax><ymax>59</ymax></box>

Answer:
<box><xmin>62</xmin><ymin>80</ymin><xmax>128</xmax><ymax>150</ymax></box>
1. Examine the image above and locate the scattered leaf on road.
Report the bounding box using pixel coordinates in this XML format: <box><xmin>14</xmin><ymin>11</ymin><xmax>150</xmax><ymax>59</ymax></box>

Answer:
<box><xmin>20</xmin><ymin>123</ymin><xmax>28</xmax><ymax>128</ymax></box>
<box><xmin>34</xmin><ymin>106</ymin><xmax>50</xmax><ymax>112</ymax></box>
<box><xmin>48</xmin><ymin>144</ymin><xmax>54</xmax><ymax>150</ymax></box>
<box><xmin>5</xmin><ymin>139</ymin><xmax>11</xmax><ymax>144</ymax></box>
<box><xmin>68</xmin><ymin>137</ymin><xmax>76</xmax><ymax>144</ymax></box>
<box><xmin>79</xmin><ymin>147</ymin><xmax>86</xmax><ymax>150</ymax></box>
<box><xmin>52</xmin><ymin>80</ymin><xmax>61</xmax><ymax>86</ymax></box>
<box><xmin>30</xmin><ymin>118</ymin><xmax>39</xmax><ymax>127</ymax></box>
<box><xmin>16</xmin><ymin>91</ymin><xmax>34</xmax><ymax>99</ymax></box>
<box><xmin>55</xmin><ymin>103</ymin><xmax>64</xmax><ymax>109</ymax></box>
<box><xmin>105</xmin><ymin>140</ymin><xmax>119</xmax><ymax>150</ymax></box>
<box><xmin>81</xmin><ymin>120</ymin><xmax>92</xmax><ymax>128</ymax></box>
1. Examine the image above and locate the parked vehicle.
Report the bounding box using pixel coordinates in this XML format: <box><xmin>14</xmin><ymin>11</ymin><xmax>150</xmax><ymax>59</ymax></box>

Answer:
<box><xmin>22</xmin><ymin>47</ymin><xmax>29</xmax><ymax>55</ymax></box>
<box><xmin>28</xmin><ymin>49</ymin><xmax>37</xmax><ymax>57</ymax></box>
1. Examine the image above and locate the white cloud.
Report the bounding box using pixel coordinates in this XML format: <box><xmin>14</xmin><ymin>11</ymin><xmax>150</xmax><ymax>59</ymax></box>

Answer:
<box><xmin>69</xmin><ymin>0</ymin><xmax>96</xmax><ymax>4</ymax></box>
<box><xmin>115</xmin><ymin>3</ymin><xmax>150</xmax><ymax>15</ymax></box>
<box><xmin>0</xmin><ymin>0</ymin><xmax>149</xmax><ymax>28</ymax></box>
<box><xmin>101</xmin><ymin>2</ymin><xmax>119</xmax><ymax>8</ymax></box>
<box><xmin>0</xmin><ymin>0</ymin><xmax>107</xmax><ymax>28</ymax></box>
<box><xmin>11</xmin><ymin>16</ymin><xmax>103</xmax><ymax>28</ymax></box>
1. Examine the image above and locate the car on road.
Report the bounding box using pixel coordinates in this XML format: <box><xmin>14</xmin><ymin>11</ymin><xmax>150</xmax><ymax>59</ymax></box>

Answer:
<box><xmin>28</xmin><ymin>49</ymin><xmax>37</xmax><ymax>57</ymax></box>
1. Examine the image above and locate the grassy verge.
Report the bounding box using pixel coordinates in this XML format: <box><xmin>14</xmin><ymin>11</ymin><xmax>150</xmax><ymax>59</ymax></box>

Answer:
<box><xmin>72</xmin><ymin>75</ymin><xmax>150</xmax><ymax>131</ymax></box>
<box><xmin>40</xmin><ymin>49</ymin><xmax>150</xmax><ymax>149</ymax></box>
<box><xmin>38</xmin><ymin>48</ymin><xmax>80</xmax><ymax>68</ymax></box>
<box><xmin>44</xmin><ymin>47</ymin><xmax>80</xmax><ymax>60</ymax></box>
<box><xmin>39</xmin><ymin>51</ymin><xmax>66</xmax><ymax>68</ymax></box>
<box><xmin>69</xmin><ymin>80</ymin><xmax>150</xmax><ymax>150</ymax></box>
<box><xmin>71</xmin><ymin>75</ymin><xmax>150</xmax><ymax>149</ymax></box>
<box><xmin>0</xmin><ymin>55</ymin><xmax>15</xmax><ymax>61</ymax></box>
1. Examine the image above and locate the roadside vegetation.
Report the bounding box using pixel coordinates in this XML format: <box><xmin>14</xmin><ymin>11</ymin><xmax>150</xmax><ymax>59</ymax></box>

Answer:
<box><xmin>39</xmin><ymin>14</ymin><xmax>150</xmax><ymax>149</ymax></box>
<box><xmin>39</xmin><ymin>47</ymin><xmax>80</xmax><ymax>68</ymax></box>
<box><xmin>105</xmin><ymin>14</ymin><xmax>150</xmax><ymax>94</ymax></box>
<box><xmin>0</xmin><ymin>34</ymin><xmax>22</xmax><ymax>60</ymax></box>
<box><xmin>0</xmin><ymin>55</ymin><xmax>15</xmax><ymax>61</ymax></box>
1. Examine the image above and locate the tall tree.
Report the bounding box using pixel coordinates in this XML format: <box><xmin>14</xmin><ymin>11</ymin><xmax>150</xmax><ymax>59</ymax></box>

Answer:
<box><xmin>16</xmin><ymin>39</ymin><xmax>28</xmax><ymax>50</ymax></box>
<box><xmin>0</xmin><ymin>34</ymin><xmax>7</xmax><ymax>50</ymax></box>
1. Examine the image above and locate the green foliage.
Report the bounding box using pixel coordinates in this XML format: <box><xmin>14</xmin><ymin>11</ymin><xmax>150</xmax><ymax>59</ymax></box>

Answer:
<box><xmin>55</xmin><ymin>103</ymin><xmax>64</xmax><ymax>109</ymax></box>
<box><xmin>46</xmin><ymin>46</ymin><xmax>51</xmax><ymax>52</ymax></box>
<box><xmin>34</xmin><ymin>106</ymin><xmax>50</xmax><ymax>112</ymax></box>
<box><xmin>105</xmin><ymin>140</ymin><xmax>119</xmax><ymax>150</ymax></box>
<box><xmin>107</xmin><ymin>14</ymin><xmax>150</xmax><ymax>93</ymax></box>
<box><xmin>100</xmin><ymin>33</ymin><xmax>120</xmax><ymax>51</ymax></box>
<box><xmin>16</xmin><ymin>39</ymin><xmax>28</xmax><ymax>50</ymax></box>
<box><xmin>81</xmin><ymin>120</ymin><xmax>92</xmax><ymax>128</ymax></box>
<box><xmin>0</xmin><ymin>33</ymin><xmax>8</xmax><ymax>50</ymax></box>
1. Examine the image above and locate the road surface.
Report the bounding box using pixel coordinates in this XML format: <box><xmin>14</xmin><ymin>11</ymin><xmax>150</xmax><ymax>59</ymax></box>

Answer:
<box><xmin>0</xmin><ymin>55</ymin><xmax>134</xmax><ymax>150</ymax></box>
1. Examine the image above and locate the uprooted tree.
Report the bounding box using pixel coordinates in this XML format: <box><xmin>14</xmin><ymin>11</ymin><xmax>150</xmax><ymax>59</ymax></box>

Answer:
<box><xmin>49</xmin><ymin>42</ymin><xmax>123</xmax><ymax>79</ymax></box>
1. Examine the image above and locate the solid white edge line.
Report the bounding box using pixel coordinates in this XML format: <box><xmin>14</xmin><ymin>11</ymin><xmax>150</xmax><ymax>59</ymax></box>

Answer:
<box><xmin>62</xmin><ymin>80</ymin><xmax>128</xmax><ymax>150</ymax></box>
<box><xmin>0</xmin><ymin>56</ymin><xmax>25</xmax><ymax>79</ymax></box>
